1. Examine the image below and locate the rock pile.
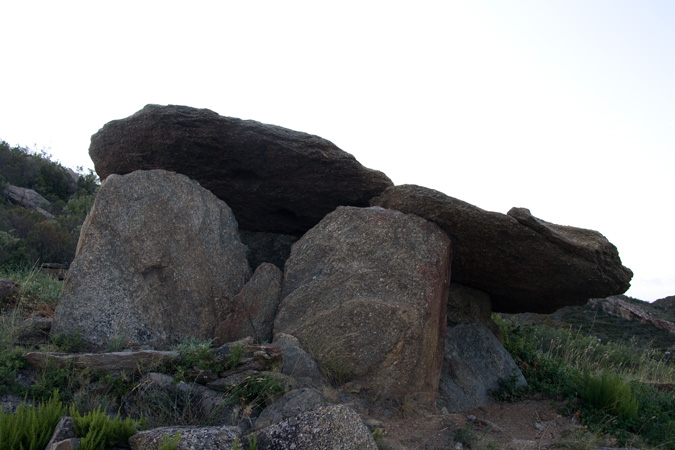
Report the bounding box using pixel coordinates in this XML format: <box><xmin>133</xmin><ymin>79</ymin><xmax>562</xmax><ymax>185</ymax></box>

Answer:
<box><xmin>46</xmin><ymin>104</ymin><xmax>633</xmax><ymax>447</ymax></box>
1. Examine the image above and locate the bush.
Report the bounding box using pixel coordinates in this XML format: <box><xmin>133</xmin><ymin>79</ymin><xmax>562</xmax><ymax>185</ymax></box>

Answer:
<box><xmin>0</xmin><ymin>345</ymin><xmax>27</xmax><ymax>395</ymax></box>
<box><xmin>495</xmin><ymin>313</ymin><xmax>675</xmax><ymax>449</ymax></box>
<box><xmin>578</xmin><ymin>371</ymin><xmax>639</xmax><ymax>419</ymax></box>
<box><xmin>229</xmin><ymin>374</ymin><xmax>287</xmax><ymax>409</ymax></box>
<box><xmin>172</xmin><ymin>337</ymin><xmax>222</xmax><ymax>372</ymax></box>
<box><xmin>126</xmin><ymin>381</ymin><xmax>224</xmax><ymax>427</ymax></box>
<box><xmin>0</xmin><ymin>140</ymin><xmax>99</xmax><ymax>268</ymax></box>
<box><xmin>0</xmin><ymin>391</ymin><xmax>65</xmax><ymax>450</ymax></box>
<box><xmin>70</xmin><ymin>404</ymin><xmax>143</xmax><ymax>450</ymax></box>
<box><xmin>630</xmin><ymin>383</ymin><xmax>675</xmax><ymax>446</ymax></box>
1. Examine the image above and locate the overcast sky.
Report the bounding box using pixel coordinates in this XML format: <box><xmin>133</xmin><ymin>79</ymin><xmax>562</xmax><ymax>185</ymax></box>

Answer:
<box><xmin>2</xmin><ymin>1</ymin><xmax>674</xmax><ymax>302</ymax></box>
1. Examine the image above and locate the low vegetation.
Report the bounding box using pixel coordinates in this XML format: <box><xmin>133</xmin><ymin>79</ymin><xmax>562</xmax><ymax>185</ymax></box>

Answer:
<box><xmin>0</xmin><ymin>270</ymin><xmax>287</xmax><ymax>447</ymax></box>
<box><xmin>493</xmin><ymin>313</ymin><xmax>675</xmax><ymax>449</ymax></box>
<box><xmin>0</xmin><ymin>140</ymin><xmax>99</xmax><ymax>268</ymax></box>
<box><xmin>0</xmin><ymin>391</ymin><xmax>64</xmax><ymax>450</ymax></box>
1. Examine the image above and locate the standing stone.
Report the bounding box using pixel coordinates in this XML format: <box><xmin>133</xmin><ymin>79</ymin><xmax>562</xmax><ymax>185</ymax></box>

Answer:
<box><xmin>274</xmin><ymin>206</ymin><xmax>451</xmax><ymax>402</ymax></box>
<box><xmin>89</xmin><ymin>104</ymin><xmax>393</xmax><ymax>234</ymax></box>
<box><xmin>447</xmin><ymin>283</ymin><xmax>501</xmax><ymax>340</ymax></box>
<box><xmin>52</xmin><ymin>170</ymin><xmax>251</xmax><ymax>350</ymax></box>
<box><xmin>438</xmin><ymin>323</ymin><xmax>526</xmax><ymax>413</ymax></box>
<box><xmin>213</xmin><ymin>263</ymin><xmax>283</xmax><ymax>345</ymax></box>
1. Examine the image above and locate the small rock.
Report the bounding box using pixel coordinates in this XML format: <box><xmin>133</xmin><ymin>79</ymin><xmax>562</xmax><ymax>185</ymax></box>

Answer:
<box><xmin>23</xmin><ymin>350</ymin><xmax>181</xmax><ymax>374</ymax></box>
<box><xmin>0</xmin><ymin>278</ymin><xmax>19</xmax><ymax>300</ymax></box>
<box><xmin>255</xmin><ymin>388</ymin><xmax>326</xmax><ymax>429</ymax></box>
<box><xmin>255</xmin><ymin>404</ymin><xmax>377</xmax><ymax>449</ymax></box>
<box><xmin>273</xmin><ymin>333</ymin><xmax>324</xmax><ymax>388</ymax></box>
<box><xmin>45</xmin><ymin>417</ymin><xmax>78</xmax><ymax>450</ymax></box>
<box><xmin>129</xmin><ymin>425</ymin><xmax>241</xmax><ymax>450</ymax></box>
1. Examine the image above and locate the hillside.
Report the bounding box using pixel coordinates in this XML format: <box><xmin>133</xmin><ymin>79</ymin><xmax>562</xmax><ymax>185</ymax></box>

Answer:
<box><xmin>548</xmin><ymin>295</ymin><xmax>675</xmax><ymax>353</ymax></box>
<box><xmin>0</xmin><ymin>140</ymin><xmax>98</xmax><ymax>267</ymax></box>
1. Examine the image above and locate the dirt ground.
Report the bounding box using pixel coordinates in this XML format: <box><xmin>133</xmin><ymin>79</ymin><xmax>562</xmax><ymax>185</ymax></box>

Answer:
<box><xmin>365</xmin><ymin>397</ymin><xmax>589</xmax><ymax>450</ymax></box>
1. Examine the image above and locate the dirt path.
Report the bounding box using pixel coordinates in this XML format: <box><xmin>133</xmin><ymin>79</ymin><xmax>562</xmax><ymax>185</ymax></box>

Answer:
<box><xmin>366</xmin><ymin>397</ymin><xmax>586</xmax><ymax>449</ymax></box>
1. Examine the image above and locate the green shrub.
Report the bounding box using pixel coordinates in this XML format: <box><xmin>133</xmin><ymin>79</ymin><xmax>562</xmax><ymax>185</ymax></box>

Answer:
<box><xmin>28</xmin><ymin>361</ymin><xmax>76</xmax><ymax>402</ymax></box>
<box><xmin>229</xmin><ymin>374</ymin><xmax>287</xmax><ymax>409</ymax></box>
<box><xmin>495</xmin><ymin>313</ymin><xmax>675</xmax><ymax>448</ymax></box>
<box><xmin>69</xmin><ymin>404</ymin><xmax>142</xmax><ymax>450</ymax></box>
<box><xmin>159</xmin><ymin>431</ymin><xmax>182</xmax><ymax>450</ymax></box>
<box><xmin>493</xmin><ymin>315</ymin><xmax>579</xmax><ymax>399</ymax></box>
<box><xmin>125</xmin><ymin>381</ymin><xmax>224</xmax><ymax>428</ymax></box>
<box><xmin>232</xmin><ymin>435</ymin><xmax>259</xmax><ymax>450</ymax></box>
<box><xmin>0</xmin><ymin>265</ymin><xmax>63</xmax><ymax>312</ymax></box>
<box><xmin>0</xmin><ymin>390</ymin><xmax>65</xmax><ymax>450</ymax></box>
<box><xmin>51</xmin><ymin>329</ymin><xmax>86</xmax><ymax>353</ymax></box>
<box><xmin>172</xmin><ymin>337</ymin><xmax>223</xmax><ymax>374</ymax></box>
<box><xmin>304</xmin><ymin>337</ymin><xmax>354</xmax><ymax>385</ymax></box>
<box><xmin>489</xmin><ymin>372</ymin><xmax>528</xmax><ymax>402</ymax></box>
<box><xmin>0</xmin><ymin>344</ymin><xmax>27</xmax><ymax>395</ymax></box>
<box><xmin>578</xmin><ymin>371</ymin><xmax>639</xmax><ymax>419</ymax></box>
<box><xmin>629</xmin><ymin>382</ymin><xmax>675</xmax><ymax>447</ymax></box>
<box><xmin>0</xmin><ymin>140</ymin><xmax>99</xmax><ymax>268</ymax></box>
<box><xmin>228</xmin><ymin>343</ymin><xmax>244</xmax><ymax>369</ymax></box>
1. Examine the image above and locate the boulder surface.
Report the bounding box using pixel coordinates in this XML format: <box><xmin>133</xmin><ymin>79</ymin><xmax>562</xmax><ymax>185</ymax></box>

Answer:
<box><xmin>213</xmin><ymin>262</ymin><xmax>283</xmax><ymax>345</ymax></box>
<box><xmin>89</xmin><ymin>104</ymin><xmax>393</xmax><ymax>234</ymax></box>
<box><xmin>4</xmin><ymin>184</ymin><xmax>54</xmax><ymax>219</ymax></box>
<box><xmin>372</xmin><ymin>184</ymin><xmax>632</xmax><ymax>313</ymax></box>
<box><xmin>255</xmin><ymin>404</ymin><xmax>377</xmax><ymax>450</ymax></box>
<box><xmin>447</xmin><ymin>283</ymin><xmax>501</xmax><ymax>340</ymax></box>
<box><xmin>274</xmin><ymin>206</ymin><xmax>451</xmax><ymax>402</ymax></box>
<box><xmin>51</xmin><ymin>170</ymin><xmax>251</xmax><ymax>350</ymax></box>
<box><xmin>129</xmin><ymin>425</ymin><xmax>240</xmax><ymax>450</ymax></box>
<box><xmin>438</xmin><ymin>323</ymin><xmax>526</xmax><ymax>413</ymax></box>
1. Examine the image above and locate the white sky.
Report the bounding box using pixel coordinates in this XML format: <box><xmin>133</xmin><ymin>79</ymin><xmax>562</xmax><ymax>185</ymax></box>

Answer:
<box><xmin>1</xmin><ymin>1</ymin><xmax>674</xmax><ymax>302</ymax></box>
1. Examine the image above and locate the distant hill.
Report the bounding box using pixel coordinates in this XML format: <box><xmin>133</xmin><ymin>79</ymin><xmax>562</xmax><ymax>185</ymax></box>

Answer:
<box><xmin>549</xmin><ymin>294</ymin><xmax>675</xmax><ymax>353</ymax></box>
<box><xmin>653</xmin><ymin>295</ymin><xmax>675</xmax><ymax>313</ymax></box>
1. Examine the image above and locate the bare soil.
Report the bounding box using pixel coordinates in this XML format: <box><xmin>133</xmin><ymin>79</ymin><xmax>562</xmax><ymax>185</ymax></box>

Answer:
<box><xmin>365</xmin><ymin>397</ymin><xmax>588</xmax><ymax>450</ymax></box>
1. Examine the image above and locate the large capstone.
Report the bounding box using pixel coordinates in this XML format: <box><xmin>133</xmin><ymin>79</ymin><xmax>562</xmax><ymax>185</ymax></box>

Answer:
<box><xmin>89</xmin><ymin>104</ymin><xmax>393</xmax><ymax>234</ymax></box>
<box><xmin>372</xmin><ymin>184</ymin><xmax>633</xmax><ymax>313</ymax></box>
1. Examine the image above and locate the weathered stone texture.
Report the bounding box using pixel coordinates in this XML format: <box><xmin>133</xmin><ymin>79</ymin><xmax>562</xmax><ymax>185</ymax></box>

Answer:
<box><xmin>275</xmin><ymin>206</ymin><xmax>451</xmax><ymax>401</ymax></box>
<box><xmin>255</xmin><ymin>404</ymin><xmax>377</xmax><ymax>450</ymax></box>
<box><xmin>51</xmin><ymin>170</ymin><xmax>251</xmax><ymax>349</ymax></box>
<box><xmin>438</xmin><ymin>323</ymin><xmax>526</xmax><ymax>413</ymax></box>
<box><xmin>214</xmin><ymin>263</ymin><xmax>283</xmax><ymax>345</ymax></box>
<box><xmin>372</xmin><ymin>184</ymin><xmax>632</xmax><ymax>313</ymax></box>
<box><xmin>89</xmin><ymin>104</ymin><xmax>393</xmax><ymax>234</ymax></box>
